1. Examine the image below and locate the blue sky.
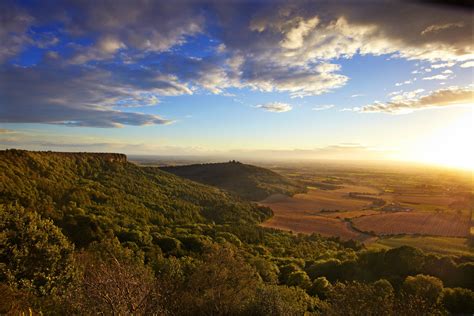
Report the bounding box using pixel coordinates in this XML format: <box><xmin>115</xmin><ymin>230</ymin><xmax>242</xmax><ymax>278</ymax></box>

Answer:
<box><xmin>0</xmin><ymin>0</ymin><xmax>473</xmax><ymax>168</ymax></box>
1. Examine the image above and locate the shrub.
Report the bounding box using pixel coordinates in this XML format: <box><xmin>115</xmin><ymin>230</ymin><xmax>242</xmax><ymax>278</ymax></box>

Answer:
<box><xmin>0</xmin><ymin>204</ymin><xmax>75</xmax><ymax>296</ymax></box>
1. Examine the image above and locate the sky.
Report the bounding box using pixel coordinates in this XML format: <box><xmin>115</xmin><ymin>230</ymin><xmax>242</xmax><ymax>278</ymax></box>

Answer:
<box><xmin>0</xmin><ymin>0</ymin><xmax>473</xmax><ymax>169</ymax></box>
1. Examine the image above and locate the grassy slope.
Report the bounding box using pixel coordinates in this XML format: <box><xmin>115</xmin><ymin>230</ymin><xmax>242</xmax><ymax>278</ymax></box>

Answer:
<box><xmin>160</xmin><ymin>162</ymin><xmax>305</xmax><ymax>201</ymax></box>
<box><xmin>369</xmin><ymin>236</ymin><xmax>474</xmax><ymax>257</ymax></box>
<box><xmin>0</xmin><ymin>150</ymin><xmax>272</xmax><ymax>245</ymax></box>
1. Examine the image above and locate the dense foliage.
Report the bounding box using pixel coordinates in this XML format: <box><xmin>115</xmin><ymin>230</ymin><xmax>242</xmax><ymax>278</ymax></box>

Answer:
<box><xmin>0</xmin><ymin>150</ymin><xmax>473</xmax><ymax>315</ymax></box>
<box><xmin>160</xmin><ymin>161</ymin><xmax>305</xmax><ymax>201</ymax></box>
<box><xmin>0</xmin><ymin>204</ymin><xmax>74</xmax><ymax>296</ymax></box>
<box><xmin>0</xmin><ymin>150</ymin><xmax>271</xmax><ymax>247</ymax></box>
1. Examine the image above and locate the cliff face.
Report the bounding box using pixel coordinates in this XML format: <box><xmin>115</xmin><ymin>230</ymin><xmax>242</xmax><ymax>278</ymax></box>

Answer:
<box><xmin>0</xmin><ymin>149</ymin><xmax>127</xmax><ymax>163</ymax></box>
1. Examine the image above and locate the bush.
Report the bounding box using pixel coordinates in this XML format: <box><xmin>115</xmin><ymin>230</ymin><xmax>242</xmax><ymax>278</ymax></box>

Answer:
<box><xmin>245</xmin><ymin>284</ymin><xmax>315</xmax><ymax>315</ymax></box>
<box><xmin>402</xmin><ymin>274</ymin><xmax>444</xmax><ymax>303</ymax></box>
<box><xmin>308</xmin><ymin>276</ymin><xmax>331</xmax><ymax>298</ymax></box>
<box><xmin>0</xmin><ymin>204</ymin><xmax>75</xmax><ymax>296</ymax></box>
<box><xmin>152</xmin><ymin>235</ymin><xmax>182</xmax><ymax>254</ymax></box>
<box><xmin>286</xmin><ymin>270</ymin><xmax>312</xmax><ymax>289</ymax></box>
<box><xmin>442</xmin><ymin>287</ymin><xmax>474</xmax><ymax>314</ymax></box>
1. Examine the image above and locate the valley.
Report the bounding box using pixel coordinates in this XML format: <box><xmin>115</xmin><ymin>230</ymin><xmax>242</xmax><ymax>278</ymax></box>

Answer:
<box><xmin>259</xmin><ymin>162</ymin><xmax>473</xmax><ymax>255</ymax></box>
<box><xmin>1</xmin><ymin>151</ymin><xmax>473</xmax><ymax>314</ymax></box>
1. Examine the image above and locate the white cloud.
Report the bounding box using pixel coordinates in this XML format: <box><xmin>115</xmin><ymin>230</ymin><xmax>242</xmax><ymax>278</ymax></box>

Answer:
<box><xmin>352</xmin><ymin>86</ymin><xmax>473</xmax><ymax>114</ymax></box>
<box><xmin>431</xmin><ymin>62</ymin><xmax>455</xmax><ymax>69</ymax></box>
<box><xmin>395</xmin><ymin>79</ymin><xmax>415</xmax><ymax>86</ymax></box>
<box><xmin>280</xmin><ymin>17</ymin><xmax>319</xmax><ymax>49</ymax></box>
<box><xmin>312</xmin><ymin>104</ymin><xmax>334</xmax><ymax>111</ymax></box>
<box><xmin>254</xmin><ymin>102</ymin><xmax>292</xmax><ymax>112</ymax></box>
<box><xmin>423</xmin><ymin>74</ymin><xmax>450</xmax><ymax>80</ymax></box>
<box><xmin>460</xmin><ymin>61</ymin><xmax>474</xmax><ymax>68</ymax></box>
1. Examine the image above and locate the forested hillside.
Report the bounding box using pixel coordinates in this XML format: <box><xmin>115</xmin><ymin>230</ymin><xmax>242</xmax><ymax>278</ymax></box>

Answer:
<box><xmin>0</xmin><ymin>150</ymin><xmax>272</xmax><ymax>246</ymax></box>
<box><xmin>1</xmin><ymin>150</ymin><xmax>473</xmax><ymax>315</ymax></box>
<box><xmin>160</xmin><ymin>161</ymin><xmax>305</xmax><ymax>200</ymax></box>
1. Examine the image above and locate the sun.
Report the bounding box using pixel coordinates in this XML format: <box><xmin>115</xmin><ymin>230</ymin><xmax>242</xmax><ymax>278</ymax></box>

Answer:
<box><xmin>409</xmin><ymin>111</ymin><xmax>474</xmax><ymax>170</ymax></box>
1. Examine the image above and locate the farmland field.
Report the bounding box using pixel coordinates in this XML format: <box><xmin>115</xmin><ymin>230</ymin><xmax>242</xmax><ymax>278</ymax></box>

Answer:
<box><xmin>259</xmin><ymin>161</ymin><xmax>474</xmax><ymax>252</ymax></box>
<box><xmin>259</xmin><ymin>186</ymin><xmax>379</xmax><ymax>241</ymax></box>
<box><xmin>260</xmin><ymin>213</ymin><xmax>368</xmax><ymax>241</ymax></box>
<box><xmin>260</xmin><ymin>185</ymin><xmax>374</xmax><ymax>213</ymax></box>
<box><xmin>351</xmin><ymin>211</ymin><xmax>471</xmax><ymax>237</ymax></box>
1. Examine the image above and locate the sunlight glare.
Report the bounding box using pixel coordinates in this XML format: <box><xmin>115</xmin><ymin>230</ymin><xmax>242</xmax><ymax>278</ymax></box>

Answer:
<box><xmin>410</xmin><ymin>110</ymin><xmax>474</xmax><ymax>170</ymax></box>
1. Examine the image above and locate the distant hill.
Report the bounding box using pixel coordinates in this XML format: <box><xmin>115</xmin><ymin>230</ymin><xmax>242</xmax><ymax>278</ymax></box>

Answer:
<box><xmin>160</xmin><ymin>161</ymin><xmax>305</xmax><ymax>201</ymax></box>
<box><xmin>0</xmin><ymin>150</ymin><xmax>271</xmax><ymax>247</ymax></box>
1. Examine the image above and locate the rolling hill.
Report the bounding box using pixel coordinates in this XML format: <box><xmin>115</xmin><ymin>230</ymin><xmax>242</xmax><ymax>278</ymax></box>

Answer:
<box><xmin>0</xmin><ymin>150</ymin><xmax>272</xmax><ymax>247</ymax></box>
<box><xmin>160</xmin><ymin>161</ymin><xmax>306</xmax><ymax>201</ymax></box>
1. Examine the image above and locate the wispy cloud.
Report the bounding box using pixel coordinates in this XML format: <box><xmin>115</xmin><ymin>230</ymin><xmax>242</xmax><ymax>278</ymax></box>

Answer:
<box><xmin>431</xmin><ymin>62</ymin><xmax>455</xmax><ymax>69</ymax></box>
<box><xmin>350</xmin><ymin>86</ymin><xmax>473</xmax><ymax>114</ymax></box>
<box><xmin>312</xmin><ymin>104</ymin><xmax>335</xmax><ymax>111</ymax></box>
<box><xmin>254</xmin><ymin>102</ymin><xmax>292</xmax><ymax>113</ymax></box>
<box><xmin>423</xmin><ymin>74</ymin><xmax>450</xmax><ymax>80</ymax></box>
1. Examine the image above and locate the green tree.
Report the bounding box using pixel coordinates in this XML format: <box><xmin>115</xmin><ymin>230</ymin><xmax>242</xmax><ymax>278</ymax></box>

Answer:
<box><xmin>178</xmin><ymin>245</ymin><xmax>260</xmax><ymax>315</ymax></box>
<box><xmin>442</xmin><ymin>287</ymin><xmax>474</xmax><ymax>314</ymax></box>
<box><xmin>308</xmin><ymin>276</ymin><xmax>332</xmax><ymax>299</ymax></box>
<box><xmin>245</xmin><ymin>284</ymin><xmax>316</xmax><ymax>316</ymax></box>
<box><xmin>326</xmin><ymin>280</ymin><xmax>395</xmax><ymax>316</ymax></box>
<box><xmin>0</xmin><ymin>204</ymin><xmax>75</xmax><ymax>296</ymax></box>
<box><xmin>395</xmin><ymin>275</ymin><xmax>446</xmax><ymax>316</ymax></box>
<box><xmin>286</xmin><ymin>270</ymin><xmax>312</xmax><ymax>289</ymax></box>
<box><xmin>402</xmin><ymin>274</ymin><xmax>444</xmax><ymax>303</ymax></box>
<box><xmin>250</xmin><ymin>257</ymin><xmax>280</xmax><ymax>284</ymax></box>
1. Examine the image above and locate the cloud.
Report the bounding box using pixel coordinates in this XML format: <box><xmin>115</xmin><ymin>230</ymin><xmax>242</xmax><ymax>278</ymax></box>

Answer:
<box><xmin>0</xmin><ymin>1</ymin><xmax>33</xmax><ymax>63</ymax></box>
<box><xmin>421</xmin><ymin>22</ymin><xmax>464</xmax><ymax>35</ymax></box>
<box><xmin>312</xmin><ymin>104</ymin><xmax>334</xmax><ymax>111</ymax></box>
<box><xmin>239</xmin><ymin>2</ymin><xmax>472</xmax><ymax>63</ymax></box>
<box><xmin>254</xmin><ymin>102</ymin><xmax>292</xmax><ymax>112</ymax></box>
<box><xmin>423</xmin><ymin>74</ymin><xmax>450</xmax><ymax>80</ymax></box>
<box><xmin>1</xmin><ymin>0</ymin><xmax>472</xmax><ymax>122</ymax></box>
<box><xmin>0</xmin><ymin>129</ymin><xmax>17</xmax><ymax>134</ymax></box>
<box><xmin>241</xmin><ymin>61</ymin><xmax>348</xmax><ymax>97</ymax></box>
<box><xmin>55</xmin><ymin>1</ymin><xmax>203</xmax><ymax>63</ymax></box>
<box><xmin>431</xmin><ymin>62</ymin><xmax>456</xmax><ymax>69</ymax></box>
<box><xmin>395</xmin><ymin>79</ymin><xmax>415</xmax><ymax>86</ymax></box>
<box><xmin>352</xmin><ymin>86</ymin><xmax>473</xmax><ymax>114</ymax></box>
<box><xmin>280</xmin><ymin>17</ymin><xmax>319</xmax><ymax>49</ymax></box>
<box><xmin>460</xmin><ymin>61</ymin><xmax>474</xmax><ymax>68</ymax></box>
<box><xmin>0</xmin><ymin>64</ymin><xmax>189</xmax><ymax>127</ymax></box>
<box><xmin>70</xmin><ymin>36</ymin><xmax>127</xmax><ymax>64</ymax></box>
<box><xmin>351</xmin><ymin>94</ymin><xmax>364</xmax><ymax>98</ymax></box>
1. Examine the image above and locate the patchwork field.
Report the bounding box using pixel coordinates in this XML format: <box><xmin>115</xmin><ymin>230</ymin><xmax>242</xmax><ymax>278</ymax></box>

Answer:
<box><xmin>260</xmin><ymin>185</ymin><xmax>373</xmax><ymax>213</ymax></box>
<box><xmin>260</xmin><ymin>214</ymin><xmax>366</xmax><ymax>241</ymax></box>
<box><xmin>351</xmin><ymin>211</ymin><xmax>471</xmax><ymax>237</ymax></box>
<box><xmin>260</xmin><ymin>186</ymin><xmax>380</xmax><ymax>242</ymax></box>
<box><xmin>259</xmin><ymin>161</ymin><xmax>473</xmax><ymax>253</ymax></box>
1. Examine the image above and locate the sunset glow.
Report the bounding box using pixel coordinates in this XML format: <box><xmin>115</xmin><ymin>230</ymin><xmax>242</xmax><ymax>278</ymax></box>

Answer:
<box><xmin>408</xmin><ymin>111</ymin><xmax>474</xmax><ymax>170</ymax></box>
<box><xmin>0</xmin><ymin>1</ymin><xmax>473</xmax><ymax>170</ymax></box>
